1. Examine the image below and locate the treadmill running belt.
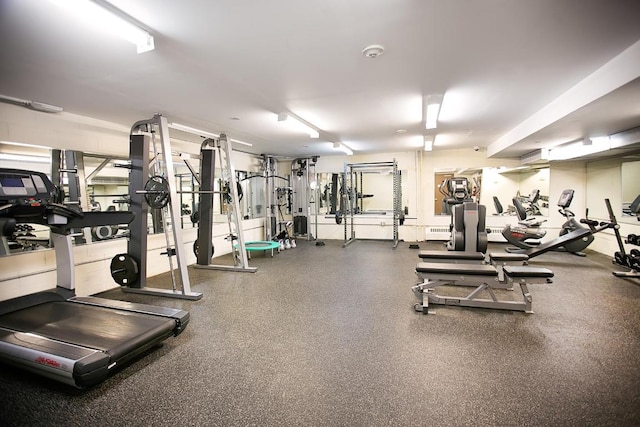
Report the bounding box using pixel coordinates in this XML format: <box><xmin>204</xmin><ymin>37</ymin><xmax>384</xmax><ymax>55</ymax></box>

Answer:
<box><xmin>0</xmin><ymin>301</ymin><xmax>176</xmax><ymax>361</ymax></box>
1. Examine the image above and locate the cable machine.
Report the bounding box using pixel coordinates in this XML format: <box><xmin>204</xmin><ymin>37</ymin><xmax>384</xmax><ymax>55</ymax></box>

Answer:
<box><xmin>264</xmin><ymin>155</ymin><xmax>293</xmax><ymax>242</ymax></box>
<box><xmin>291</xmin><ymin>156</ymin><xmax>319</xmax><ymax>241</ymax></box>
<box><xmin>263</xmin><ymin>155</ymin><xmax>278</xmax><ymax>241</ymax></box>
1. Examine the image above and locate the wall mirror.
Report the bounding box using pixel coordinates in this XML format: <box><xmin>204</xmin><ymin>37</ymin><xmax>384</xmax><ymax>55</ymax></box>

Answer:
<box><xmin>237</xmin><ymin>170</ymin><xmax>265</xmax><ymax>220</ymax></box>
<box><xmin>0</xmin><ymin>141</ymin><xmax>263</xmax><ymax>256</ymax></box>
<box><xmin>316</xmin><ymin>168</ymin><xmax>405</xmax><ymax>217</ymax></box>
<box><xmin>316</xmin><ymin>172</ymin><xmax>338</xmax><ymax>216</ymax></box>
<box><xmin>620</xmin><ymin>159</ymin><xmax>640</xmax><ymax>223</ymax></box>
<box><xmin>434</xmin><ymin>168</ymin><xmax>482</xmax><ymax>216</ymax></box>
<box><xmin>476</xmin><ymin>166</ymin><xmax>550</xmax><ymax>218</ymax></box>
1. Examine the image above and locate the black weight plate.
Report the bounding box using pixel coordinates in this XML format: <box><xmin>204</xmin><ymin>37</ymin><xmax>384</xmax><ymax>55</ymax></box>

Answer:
<box><xmin>110</xmin><ymin>253</ymin><xmax>139</xmax><ymax>286</ymax></box>
<box><xmin>193</xmin><ymin>240</ymin><xmax>215</xmax><ymax>257</ymax></box>
<box><xmin>144</xmin><ymin>175</ymin><xmax>170</xmax><ymax>209</ymax></box>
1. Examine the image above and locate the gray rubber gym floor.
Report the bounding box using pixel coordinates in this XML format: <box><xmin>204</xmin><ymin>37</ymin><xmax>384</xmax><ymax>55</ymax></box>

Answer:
<box><xmin>1</xmin><ymin>239</ymin><xmax>639</xmax><ymax>426</ymax></box>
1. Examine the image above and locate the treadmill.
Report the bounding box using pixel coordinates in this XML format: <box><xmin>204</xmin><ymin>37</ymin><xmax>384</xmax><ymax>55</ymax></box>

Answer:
<box><xmin>0</xmin><ymin>168</ymin><xmax>189</xmax><ymax>388</ymax></box>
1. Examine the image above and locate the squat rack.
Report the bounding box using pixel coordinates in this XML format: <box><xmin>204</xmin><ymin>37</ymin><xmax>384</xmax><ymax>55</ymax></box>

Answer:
<box><xmin>340</xmin><ymin>160</ymin><xmax>402</xmax><ymax>249</ymax></box>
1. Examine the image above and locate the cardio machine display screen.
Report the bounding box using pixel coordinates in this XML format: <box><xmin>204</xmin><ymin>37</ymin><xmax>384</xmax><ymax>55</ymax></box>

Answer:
<box><xmin>0</xmin><ymin>176</ymin><xmax>25</xmax><ymax>188</ymax></box>
<box><xmin>558</xmin><ymin>191</ymin><xmax>573</xmax><ymax>207</ymax></box>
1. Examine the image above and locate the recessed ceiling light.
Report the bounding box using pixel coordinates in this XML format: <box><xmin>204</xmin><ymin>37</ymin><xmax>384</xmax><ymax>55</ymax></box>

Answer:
<box><xmin>229</xmin><ymin>117</ymin><xmax>240</xmax><ymax>120</ymax></box>
<box><xmin>395</xmin><ymin>129</ymin><xmax>407</xmax><ymax>134</ymax></box>
<box><xmin>362</xmin><ymin>44</ymin><xmax>384</xmax><ymax>59</ymax></box>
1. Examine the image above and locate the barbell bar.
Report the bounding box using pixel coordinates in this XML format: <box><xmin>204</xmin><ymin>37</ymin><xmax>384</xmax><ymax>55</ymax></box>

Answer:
<box><xmin>134</xmin><ymin>175</ymin><xmax>239</xmax><ymax>209</ymax></box>
<box><xmin>136</xmin><ymin>190</ymin><xmax>226</xmax><ymax>194</ymax></box>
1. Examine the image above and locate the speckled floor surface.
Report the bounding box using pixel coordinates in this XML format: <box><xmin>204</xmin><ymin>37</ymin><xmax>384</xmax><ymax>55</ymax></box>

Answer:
<box><xmin>1</xmin><ymin>239</ymin><xmax>639</xmax><ymax>426</ymax></box>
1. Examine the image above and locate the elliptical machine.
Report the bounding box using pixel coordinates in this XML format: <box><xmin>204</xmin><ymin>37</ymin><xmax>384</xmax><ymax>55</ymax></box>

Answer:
<box><xmin>439</xmin><ymin>177</ymin><xmax>473</xmax><ymax>215</ymax></box>
<box><xmin>502</xmin><ymin>190</ymin><xmax>547</xmax><ymax>251</ymax></box>
<box><xmin>447</xmin><ymin>201</ymin><xmax>489</xmax><ymax>253</ymax></box>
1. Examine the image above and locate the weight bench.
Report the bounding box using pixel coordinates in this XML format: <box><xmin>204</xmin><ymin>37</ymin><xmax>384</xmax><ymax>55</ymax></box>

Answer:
<box><xmin>418</xmin><ymin>250</ymin><xmax>529</xmax><ymax>283</ymax></box>
<box><xmin>412</xmin><ymin>262</ymin><xmax>553</xmax><ymax>314</ymax></box>
<box><xmin>418</xmin><ymin>250</ymin><xmax>486</xmax><ymax>263</ymax></box>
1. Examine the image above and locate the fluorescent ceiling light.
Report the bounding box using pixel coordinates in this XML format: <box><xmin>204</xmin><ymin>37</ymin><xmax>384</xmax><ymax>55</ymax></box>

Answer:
<box><xmin>169</xmin><ymin>123</ymin><xmax>253</xmax><ymax>147</ymax></box>
<box><xmin>0</xmin><ymin>94</ymin><xmax>63</xmax><ymax>113</ymax></box>
<box><xmin>0</xmin><ymin>153</ymin><xmax>51</xmax><ymax>164</ymax></box>
<box><xmin>0</xmin><ymin>140</ymin><xmax>52</xmax><ymax>150</ymax></box>
<box><xmin>49</xmin><ymin>0</ymin><xmax>154</xmax><ymax>54</ymax></box>
<box><xmin>548</xmin><ymin>136</ymin><xmax>611</xmax><ymax>161</ymax></box>
<box><xmin>277</xmin><ymin>113</ymin><xmax>320</xmax><ymax>139</ymax></box>
<box><xmin>424</xmin><ymin>136</ymin><xmax>434</xmax><ymax>151</ymax></box>
<box><xmin>169</xmin><ymin>123</ymin><xmax>217</xmax><ymax>138</ymax></box>
<box><xmin>333</xmin><ymin>142</ymin><xmax>353</xmax><ymax>156</ymax></box>
<box><xmin>424</xmin><ymin>95</ymin><xmax>443</xmax><ymax>130</ymax></box>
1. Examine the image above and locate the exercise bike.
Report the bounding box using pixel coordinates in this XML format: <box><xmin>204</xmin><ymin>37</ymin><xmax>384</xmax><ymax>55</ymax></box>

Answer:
<box><xmin>555</xmin><ymin>189</ymin><xmax>594</xmax><ymax>256</ymax></box>
<box><xmin>503</xmin><ymin>191</ymin><xmax>609</xmax><ymax>259</ymax></box>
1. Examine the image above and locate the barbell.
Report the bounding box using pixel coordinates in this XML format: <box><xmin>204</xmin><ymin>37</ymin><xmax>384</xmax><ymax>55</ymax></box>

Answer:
<box><xmin>135</xmin><ymin>175</ymin><xmax>242</xmax><ymax>209</ymax></box>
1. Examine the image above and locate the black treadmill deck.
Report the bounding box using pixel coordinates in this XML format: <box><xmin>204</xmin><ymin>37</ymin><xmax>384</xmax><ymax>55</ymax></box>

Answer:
<box><xmin>0</xmin><ymin>299</ymin><xmax>179</xmax><ymax>387</ymax></box>
<box><xmin>0</xmin><ymin>301</ymin><xmax>176</xmax><ymax>359</ymax></box>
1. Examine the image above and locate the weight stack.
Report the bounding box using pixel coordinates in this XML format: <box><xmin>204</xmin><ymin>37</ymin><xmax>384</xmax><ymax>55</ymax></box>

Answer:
<box><xmin>294</xmin><ymin>216</ymin><xmax>307</xmax><ymax>235</ymax></box>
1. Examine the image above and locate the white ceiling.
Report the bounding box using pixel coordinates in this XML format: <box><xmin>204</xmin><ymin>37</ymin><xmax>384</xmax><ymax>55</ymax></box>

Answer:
<box><xmin>1</xmin><ymin>0</ymin><xmax>640</xmax><ymax>159</ymax></box>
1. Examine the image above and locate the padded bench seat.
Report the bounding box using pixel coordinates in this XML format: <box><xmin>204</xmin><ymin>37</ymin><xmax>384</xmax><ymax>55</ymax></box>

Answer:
<box><xmin>416</xmin><ymin>262</ymin><xmax>498</xmax><ymax>276</ymax></box>
<box><xmin>503</xmin><ymin>266</ymin><xmax>553</xmax><ymax>278</ymax></box>
<box><xmin>488</xmin><ymin>253</ymin><xmax>529</xmax><ymax>262</ymax></box>
<box><xmin>418</xmin><ymin>250</ymin><xmax>485</xmax><ymax>261</ymax></box>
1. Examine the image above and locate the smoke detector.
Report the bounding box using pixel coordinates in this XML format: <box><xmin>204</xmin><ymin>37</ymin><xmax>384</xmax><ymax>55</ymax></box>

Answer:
<box><xmin>362</xmin><ymin>44</ymin><xmax>385</xmax><ymax>59</ymax></box>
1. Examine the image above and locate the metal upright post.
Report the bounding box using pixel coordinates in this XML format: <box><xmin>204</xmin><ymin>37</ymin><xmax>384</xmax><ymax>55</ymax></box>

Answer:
<box><xmin>342</xmin><ymin>162</ymin><xmax>356</xmax><ymax>248</ymax></box>
<box><xmin>264</xmin><ymin>155</ymin><xmax>274</xmax><ymax>240</ymax></box>
<box><xmin>65</xmin><ymin>151</ymin><xmax>90</xmax><ymax>244</ymax></box>
<box><xmin>126</xmin><ymin>134</ymin><xmax>149</xmax><ymax>288</ymax></box>
<box><xmin>194</xmin><ymin>134</ymin><xmax>256</xmax><ymax>273</ymax></box>
<box><xmin>392</xmin><ymin>159</ymin><xmax>400</xmax><ymax>249</ymax></box>
<box><xmin>196</xmin><ymin>139</ymin><xmax>215</xmax><ymax>266</ymax></box>
<box><xmin>157</xmin><ymin>115</ymin><xmax>199</xmax><ymax>296</ymax></box>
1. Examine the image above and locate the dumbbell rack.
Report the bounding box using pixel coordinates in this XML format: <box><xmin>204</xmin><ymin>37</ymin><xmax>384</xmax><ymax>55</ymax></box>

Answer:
<box><xmin>606</xmin><ymin>198</ymin><xmax>640</xmax><ymax>279</ymax></box>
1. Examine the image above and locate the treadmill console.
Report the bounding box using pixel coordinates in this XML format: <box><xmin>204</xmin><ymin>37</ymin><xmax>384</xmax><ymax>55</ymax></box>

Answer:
<box><xmin>0</xmin><ymin>169</ymin><xmax>54</xmax><ymax>202</ymax></box>
<box><xmin>0</xmin><ymin>169</ymin><xmax>56</xmax><ymax>220</ymax></box>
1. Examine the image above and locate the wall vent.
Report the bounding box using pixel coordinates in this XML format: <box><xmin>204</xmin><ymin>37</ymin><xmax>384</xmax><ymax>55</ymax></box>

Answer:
<box><xmin>429</xmin><ymin>227</ymin><xmax>449</xmax><ymax>233</ymax></box>
<box><xmin>426</xmin><ymin>227</ymin><xmax>450</xmax><ymax>241</ymax></box>
<box><xmin>426</xmin><ymin>227</ymin><xmax>507</xmax><ymax>242</ymax></box>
